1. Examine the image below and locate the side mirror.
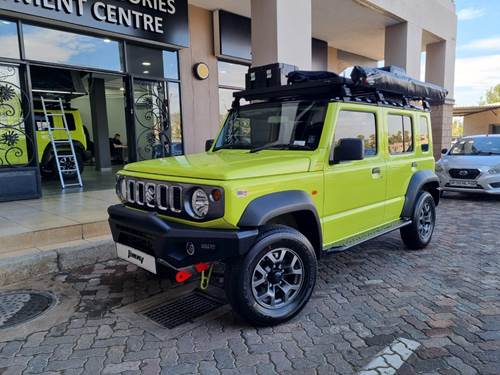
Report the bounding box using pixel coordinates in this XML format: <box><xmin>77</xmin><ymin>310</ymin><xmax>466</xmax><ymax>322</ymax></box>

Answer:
<box><xmin>205</xmin><ymin>139</ymin><xmax>214</xmax><ymax>152</ymax></box>
<box><xmin>441</xmin><ymin>148</ymin><xmax>448</xmax><ymax>155</ymax></box>
<box><xmin>330</xmin><ymin>138</ymin><xmax>364</xmax><ymax>164</ymax></box>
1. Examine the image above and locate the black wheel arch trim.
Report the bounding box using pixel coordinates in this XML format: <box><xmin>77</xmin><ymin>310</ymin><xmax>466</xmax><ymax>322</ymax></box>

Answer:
<box><xmin>238</xmin><ymin>190</ymin><xmax>323</xmax><ymax>256</ymax></box>
<box><xmin>402</xmin><ymin>170</ymin><xmax>440</xmax><ymax>218</ymax></box>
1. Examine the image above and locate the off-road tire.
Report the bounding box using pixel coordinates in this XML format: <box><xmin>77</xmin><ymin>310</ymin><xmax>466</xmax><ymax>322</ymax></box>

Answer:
<box><xmin>400</xmin><ymin>191</ymin><xmax>436</xmax><ymax>250</ymax></box>
<box><xmin>224</xmin><ymin>225</ymin><xmax>317</xmax><ymax>326</ymax></box>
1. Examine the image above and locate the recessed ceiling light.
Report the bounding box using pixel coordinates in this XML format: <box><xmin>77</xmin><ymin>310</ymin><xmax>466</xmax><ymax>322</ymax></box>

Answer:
<box><xmin>1</xmin><ymin>21</ymin><xmax>11</xmax><ymax>25</ymax></box>
<box><xmin>103</xmin><ymin>38</ymin><xmax>111</xmax><ymax>43</ymax></box>
<box><xmin>119</xmin><ymin>87</ymin><xmax>125</xmax><ymax>91</ymax></box>
<box><xmin>143</xmin><ymin>70</ymin><xmax>149</xmax><ymax>74</ymax></box>
<box><xmin>142</xmin><ymin>61</ymin><xmax>151</xmax><ymax>66</ymax></box>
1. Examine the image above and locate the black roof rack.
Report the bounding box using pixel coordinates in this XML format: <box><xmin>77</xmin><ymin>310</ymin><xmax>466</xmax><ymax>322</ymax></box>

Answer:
<box><xmin>233</xmin><ymin>64</ymin><xmax>447</xmax><ymax>111</ymax></box>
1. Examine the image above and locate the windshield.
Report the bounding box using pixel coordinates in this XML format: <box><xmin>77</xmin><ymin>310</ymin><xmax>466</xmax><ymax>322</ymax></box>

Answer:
<box><xmin>214</xmin><ymin>101</ymin><xmax>327</xmax><ymax>151</ymax></box>
<box><xmin>450</xmin><ymin>137</ymin><xmax>500</xmax><ymax>156</ymax></box>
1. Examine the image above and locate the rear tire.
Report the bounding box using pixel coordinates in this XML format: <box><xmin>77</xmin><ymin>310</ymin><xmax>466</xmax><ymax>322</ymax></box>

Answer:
<box><xmin>224</xmin><ymin>225</ymin><xmax>317</xmax><ymax>326</ymax></box>
<box><xmin>400</xmin><ymin>191</ymin><xmax>436</xmax><ymax>250</ymax></box>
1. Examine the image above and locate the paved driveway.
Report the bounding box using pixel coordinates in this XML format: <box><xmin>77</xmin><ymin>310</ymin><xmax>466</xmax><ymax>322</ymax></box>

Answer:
<box><xmin>0</xmin><ymin>194</ymin><xmax>499</xmax><ymax>374</ymax></box>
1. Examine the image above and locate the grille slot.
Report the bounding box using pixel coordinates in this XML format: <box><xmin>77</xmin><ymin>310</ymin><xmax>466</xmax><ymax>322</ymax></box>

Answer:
<box><xmin>449</xmin><ymin>169</ymin><xmax>481</xmax><ymax>180</ymax></box>
<box><xmin>142</xmin><ymin>292</ymin><xmax>224</xmax><ymax>329</ymax></box>
<box><xmin>170</xmin><ymin>186</ymin><xmax>183</xmax><ymax>213</ymax></box>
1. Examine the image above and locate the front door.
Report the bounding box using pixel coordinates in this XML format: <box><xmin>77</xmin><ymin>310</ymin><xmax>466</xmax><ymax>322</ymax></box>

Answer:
<box><xmin>132</xmin><ymin>79</ymin><xmax>171</xmax><ymax>161</ymax></box>
<box><xmin>322</xmin><ymin>105</ymin><xmax>387</xmax><ymax>246</ymax></box>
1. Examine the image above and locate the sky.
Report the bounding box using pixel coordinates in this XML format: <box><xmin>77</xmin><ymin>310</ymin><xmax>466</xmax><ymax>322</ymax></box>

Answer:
<box><xmin>454</xmin><ymin>0</ymin><xmax>500</xmax><ymax>106</ymax></box>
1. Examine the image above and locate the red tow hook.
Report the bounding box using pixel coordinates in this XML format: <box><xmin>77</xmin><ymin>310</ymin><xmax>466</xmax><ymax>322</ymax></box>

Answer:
<box><xmin>175</xmin><ymin>263</ymin><xmax>210</xmax><ymax>283</ymax></box>
<box><xmin>175</xmin><ymin>270</ymin><xmax>193</xmax><ymax>283</ymax></box>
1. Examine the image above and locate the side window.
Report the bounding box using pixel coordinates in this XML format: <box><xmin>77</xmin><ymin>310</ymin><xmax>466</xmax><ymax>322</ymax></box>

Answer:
<box><xmin>333</xmin><ymin>110</ymin><xmax>377</xmax><ymax>157</ymax></box>
<box><xmin>64</xmin><ymin>114</ymin><xmax>77</xmax><ymax>131</ymax></box>
<box><xmin>34</xmin><ymin>113</ymin><xmax>53</xmax><ymax>131</ymax></box>
<box><xmin>388</xmin><ymin>114</ymin><xmax>414</xmax><ymax>154</ymax></box>
<box><xmin>420</xmin><ymin>117</ymin><xmax>430</xmax><ymax>152</ymax></box>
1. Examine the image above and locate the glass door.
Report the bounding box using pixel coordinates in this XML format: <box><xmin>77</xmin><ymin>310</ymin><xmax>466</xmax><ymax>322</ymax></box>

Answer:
<box><xmin>132</xmin><ymin>79</ymin><xmax>171</xmax><ymax>161</ymax></box>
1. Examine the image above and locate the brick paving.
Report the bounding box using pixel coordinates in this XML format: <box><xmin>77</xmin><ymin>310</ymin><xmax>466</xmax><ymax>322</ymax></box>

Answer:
<box><xmin>0</xmin><ymin>194</ymin><xmax>499</xmax><ymax>374</ymax></box>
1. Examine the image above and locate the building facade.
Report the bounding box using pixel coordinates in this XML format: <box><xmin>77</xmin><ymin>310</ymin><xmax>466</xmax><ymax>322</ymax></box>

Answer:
<box><xmin>0</xmin><ymin>0</ymin><xmax>457</xmax><ymax>201</ymax></box>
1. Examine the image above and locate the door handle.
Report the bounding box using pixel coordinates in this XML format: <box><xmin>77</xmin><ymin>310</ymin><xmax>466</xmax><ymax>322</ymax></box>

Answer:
<box><xmin>411</xmin><ymin>162</ymin><xmax>418</xmax><ymax>168</ymax></box>
<box><xmin>372</xmin><ymin>167</ymin><xmax>381</xmax><ymax>175</ymax></box>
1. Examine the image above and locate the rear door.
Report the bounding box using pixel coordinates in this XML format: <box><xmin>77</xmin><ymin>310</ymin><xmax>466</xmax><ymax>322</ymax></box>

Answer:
<box><xmin>322</xmin><ymin>104</ymin><xmax>387</xmax><ymax>246</ymax></box>
<box><xmin>384</xmin><ymin>110</ymin><xmax>418</xmax><ymax>221</ymax></box>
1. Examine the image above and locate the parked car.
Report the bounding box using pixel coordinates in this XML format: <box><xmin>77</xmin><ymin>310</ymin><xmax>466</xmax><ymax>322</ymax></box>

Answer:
<box><xmin>108</xmin><ymin>65</ymin><xmax>443</xmax><ymax>326</ymax></box>
<box><xmin>436</xmin><ymin>135</ymin><xmax>500</xmax><ymax>195</ymax></box>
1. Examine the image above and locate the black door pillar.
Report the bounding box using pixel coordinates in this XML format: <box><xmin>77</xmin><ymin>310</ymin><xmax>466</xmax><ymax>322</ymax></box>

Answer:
<box><xmin>89</xmin><ymin>77</ymin><xmax>112</xmax><ymax>171</ymax></box>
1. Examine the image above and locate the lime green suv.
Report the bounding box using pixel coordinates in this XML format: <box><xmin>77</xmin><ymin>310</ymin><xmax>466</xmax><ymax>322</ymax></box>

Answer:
<box><xmin>109</xmin><ymin>65</ymin><xmax>443</xmax><ymax>326</ymax></box>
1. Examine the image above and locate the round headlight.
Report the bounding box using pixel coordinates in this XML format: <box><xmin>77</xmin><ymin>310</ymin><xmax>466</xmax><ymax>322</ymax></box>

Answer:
<box><xmin>116</xmin><ymin>176</ymin><xmax>126</xmax><ymax>202</ymax></box>
<box><xmin>191</xmin><ymin>188</ymin><xmax>209</xmax><ymax>218</ymax></box>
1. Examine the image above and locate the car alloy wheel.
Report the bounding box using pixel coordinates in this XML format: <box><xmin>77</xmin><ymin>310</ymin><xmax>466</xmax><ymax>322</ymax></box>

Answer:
<box><xmin>417</xmin><ymin>200</ymin><xmax>434</xmax><ymax>242</ymax></box>
<box><xmin>251</xmin><ymin>248</ymin><xmax>304</xmax><ymax>309</ymax></box>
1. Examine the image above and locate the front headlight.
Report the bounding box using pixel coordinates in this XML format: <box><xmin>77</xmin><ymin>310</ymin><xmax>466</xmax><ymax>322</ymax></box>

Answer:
<box><xmin>190</xmin><ymin>188</ymin><xmax>209</xmax><ymax>218</ymax></box>
<box><xmin>488</xmin><ymin>167</ymin><xmax>500</xmax><ymax>175</ymax></box>
<box><xmin>116</xmin><ymin>175</ymin><xmax>126</xmax><ymax>202</ymax></box>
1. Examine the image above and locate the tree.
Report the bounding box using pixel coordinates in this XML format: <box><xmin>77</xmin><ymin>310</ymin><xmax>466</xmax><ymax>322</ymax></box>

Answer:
<box><xmin>479</xmin><ymin>84</ymin><xmax>500</xmax><ymax>105</ymax></box>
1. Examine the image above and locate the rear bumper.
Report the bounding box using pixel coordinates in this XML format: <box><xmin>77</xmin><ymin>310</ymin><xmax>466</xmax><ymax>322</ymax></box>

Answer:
<box><xmin>108</xmin><ymin>204</ymin><xmax>258</xmax><ymax>269</ymax></box>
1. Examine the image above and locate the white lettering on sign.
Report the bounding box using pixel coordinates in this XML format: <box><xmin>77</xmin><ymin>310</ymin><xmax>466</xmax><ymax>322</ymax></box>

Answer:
<box><xmin>10</xmin><ymin>0</ymin><xmax>177</xmax><ymax>35</ymax></box>
<box><xmin>91</xmin><ymin>1</ymin><xmax>165</xmax><ymax>34</ymax></box>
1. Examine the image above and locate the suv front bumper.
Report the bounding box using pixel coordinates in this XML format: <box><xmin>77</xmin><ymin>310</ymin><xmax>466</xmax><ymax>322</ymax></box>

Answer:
<box><xmin>437</xmin><ymin>170</ymin><xmax>500</xmax><ymax>195</ymax></box>
<box><xmin>108</xmin><ymin>204</ymin><xmax>258</xmax><ymax>269</ymax></box>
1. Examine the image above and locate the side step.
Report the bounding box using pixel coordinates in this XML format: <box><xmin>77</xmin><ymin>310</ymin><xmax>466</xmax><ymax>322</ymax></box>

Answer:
<box><xmin>324</xmin><ymin>219</ymin><xmax>411</xmax><ymax>254</ymax></box>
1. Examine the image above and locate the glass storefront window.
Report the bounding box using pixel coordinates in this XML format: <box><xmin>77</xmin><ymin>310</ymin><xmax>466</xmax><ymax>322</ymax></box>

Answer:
<box><xmin>167</xmin><ymin>82</ymin><xmax>182</xmax><ymax>155</ymax></box>
<box><xmin>0</xmin><ymin>19</ymin><xmax>20</xmax><ymax>59</ymax></box>
<box><xmin>218</xmin><ymin>61</ymin><xmax>248</xmax><ymax>122</ymax></box>
<box><xmin>218</xmin><ymin>61</ymin><xmax>247</xmax><ymax>88</ymax></box>
<box><xmin>163</xmin><ymin>50</ymin><xmax>179</xmax><ymax>80</ymax></box>
<box><xmin>126</xmin><ymin>44</ymin><xmax>163</xmax><ymax>78</ymax></box>
<box><xmin>22</xmin><ymin>24</ymin><xmax>123</xmax><ymax>71</ymax></box>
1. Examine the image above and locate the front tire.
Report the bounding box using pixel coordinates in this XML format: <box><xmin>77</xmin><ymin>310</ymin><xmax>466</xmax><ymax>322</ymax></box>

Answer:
<box><xmin>225</xmin><ymin>226</ymin><xmax>317</xmax><ymax>326</ymax></box>
<box><xmin>400</xmin><ymin>191</ymin><xmax>436</xmax><ymax>250</ymax></box>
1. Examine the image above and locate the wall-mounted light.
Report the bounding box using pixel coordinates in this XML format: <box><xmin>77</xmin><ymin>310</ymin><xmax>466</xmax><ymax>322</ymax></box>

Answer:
<box><xmin>193</xmin><ymin>62</ymin><xmax>209</xmax><ymax>80</ymax></box>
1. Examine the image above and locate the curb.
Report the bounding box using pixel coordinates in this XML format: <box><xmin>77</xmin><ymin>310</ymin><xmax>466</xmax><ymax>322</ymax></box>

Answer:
<box><xmin>0</xmin><ymin>236</ymin><xmax>116</xmax><ymax>287</ymax></box>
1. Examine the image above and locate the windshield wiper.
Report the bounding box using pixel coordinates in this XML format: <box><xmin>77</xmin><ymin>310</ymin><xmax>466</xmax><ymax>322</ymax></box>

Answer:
<box><xmin>249</xmin><ymin>143</ymin><xmax>292</xmax><ymax>153</ymax></box>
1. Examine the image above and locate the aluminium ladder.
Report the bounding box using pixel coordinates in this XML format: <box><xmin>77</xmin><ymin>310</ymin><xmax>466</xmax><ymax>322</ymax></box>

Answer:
<box><xmin>40</xmin><ymin>96</ymin><xmax>83</xmax><ymax>189</ymax></box>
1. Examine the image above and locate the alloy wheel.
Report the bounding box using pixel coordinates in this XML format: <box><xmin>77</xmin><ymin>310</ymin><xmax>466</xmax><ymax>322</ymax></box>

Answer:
<box><xmin>251</xmin><ymin>248</ymin><xmax>304</xmax><ymax>309</ymax></box>
<box><xmin>417</xmin><ymin>200</ymin><xmax>434</xmax><ymax>241</ymax></box>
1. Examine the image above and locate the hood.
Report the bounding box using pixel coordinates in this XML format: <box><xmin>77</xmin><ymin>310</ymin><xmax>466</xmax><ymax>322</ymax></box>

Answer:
<box><xmin>123</xmin><ymin>151</ymin><xmax>312</xmax><ymax>180</ymax></box>
<box><xmin>440</xmin><ymin>154</ymin><xmax>500</xmax><ymax>169</ymax></box>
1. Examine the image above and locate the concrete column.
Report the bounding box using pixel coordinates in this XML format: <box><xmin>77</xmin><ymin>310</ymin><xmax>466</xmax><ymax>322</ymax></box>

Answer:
<box><xmin>251</xmin><ymin>0</ymin><xmax>312</xmax><ymax>69</ymax></box>
<box><xmin>384</xmin><ymin>22</ymin><xmax>422</xmax><ymax>79</ymax></box>
<box><xmin>426</xmin><ymin>39</ymin><xmax>456</xmax><ymax>157</ymax></box>
<box><xmin>89</xmin><ymin>78</ymin><xmax>112</xmax><ymax>171</ymax></box>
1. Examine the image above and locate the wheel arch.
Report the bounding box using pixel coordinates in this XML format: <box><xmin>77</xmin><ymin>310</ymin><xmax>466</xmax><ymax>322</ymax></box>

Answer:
<box><xmin>402</xmin><ymin>170</ymin><xmax>440</xmax><ymax>219</ymax></box>
<box><xmin>40</xmin><ymin>140</ymin><xmax>86</xmax><ymax>166</ymax></box>
<box><xmin>238</xmin><ymin>190</ymin><xmax>323</xmax><ymax>258</ymax></box>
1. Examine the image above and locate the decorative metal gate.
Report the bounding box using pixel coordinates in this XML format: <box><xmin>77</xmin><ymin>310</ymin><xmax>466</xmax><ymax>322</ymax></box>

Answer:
<box><xmin>0</xmin><ymin>64</ymin><xmax>33</xmax><ymax>168</ymax></box>
<box><xmin>133</xmin><ymin>79</ymin><xmax>171</xmax><ymax>161</ymax></box>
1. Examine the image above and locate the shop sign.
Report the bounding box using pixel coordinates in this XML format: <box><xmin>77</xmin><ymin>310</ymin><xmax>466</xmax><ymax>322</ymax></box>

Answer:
<box><xmin>0</xmin><ymin>0</ymin><xmax>189</xmax><ymax>47</ymax></box>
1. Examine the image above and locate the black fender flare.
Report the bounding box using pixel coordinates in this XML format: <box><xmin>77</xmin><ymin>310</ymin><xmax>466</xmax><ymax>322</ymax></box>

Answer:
<box><xmin>401</xmin><ymin>170</ymin><xmax>440</xmax><ymax>218</ymax></box>
<box><xmin>238</xmin><ymin>190</ymin><xmax>323</xmax><ymax>255</ymax></box>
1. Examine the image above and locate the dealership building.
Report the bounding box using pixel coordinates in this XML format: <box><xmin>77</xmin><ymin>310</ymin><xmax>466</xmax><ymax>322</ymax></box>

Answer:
<box><xmin>0</xmin><ymin>0</ymin><xmax>456</xmax><ymax>203</ymax></box>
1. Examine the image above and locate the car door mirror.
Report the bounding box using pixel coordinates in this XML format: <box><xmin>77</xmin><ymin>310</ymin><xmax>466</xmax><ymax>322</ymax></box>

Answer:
<box><xmin>441</xmin><ymin>148</ymin><xmax>448</xmax><ymax>154</ymax></box>
<box><xmin>330</xmin><ymin>138</ymin><xmax>364</xmax><ymax>164</ymax></box>
<box><xmin>205</xmin><ymin>139</ymin><xmax>214</xmax><ymax>151</ymax></box>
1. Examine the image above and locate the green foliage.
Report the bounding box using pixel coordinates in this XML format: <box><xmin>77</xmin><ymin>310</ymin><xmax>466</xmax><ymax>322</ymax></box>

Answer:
<box><xmin>479</xmin><ymin>84</ymin><xmax>500</xmax><ymax>105</ymax></box>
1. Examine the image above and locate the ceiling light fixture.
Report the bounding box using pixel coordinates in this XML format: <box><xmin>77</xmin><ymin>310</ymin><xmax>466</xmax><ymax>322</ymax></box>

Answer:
<box><xmin>142</xmin><ymin>61</ymin><xmax>151</xmax><ymax>66</ymax></box>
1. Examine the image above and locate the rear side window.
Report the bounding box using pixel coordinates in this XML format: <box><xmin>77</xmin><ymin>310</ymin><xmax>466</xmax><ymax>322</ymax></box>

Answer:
<box><xmin>64</xmin><ymin>114</ymin><xmax>77</xmax><ymax>131</ymax></box>
<box><xmin>333</xmin><ymin>110</ymin><xmax>377</xmax><ymax>157</ymax></box>
<box><xmin>388</xmin><ymin>114</ymin><xmax>413</xmax><ymax>154</ymax></box>
<box><xmin>420</xmin><ymin>117</ymin><xmax>430</xmax><ymax>152</ymax></box>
